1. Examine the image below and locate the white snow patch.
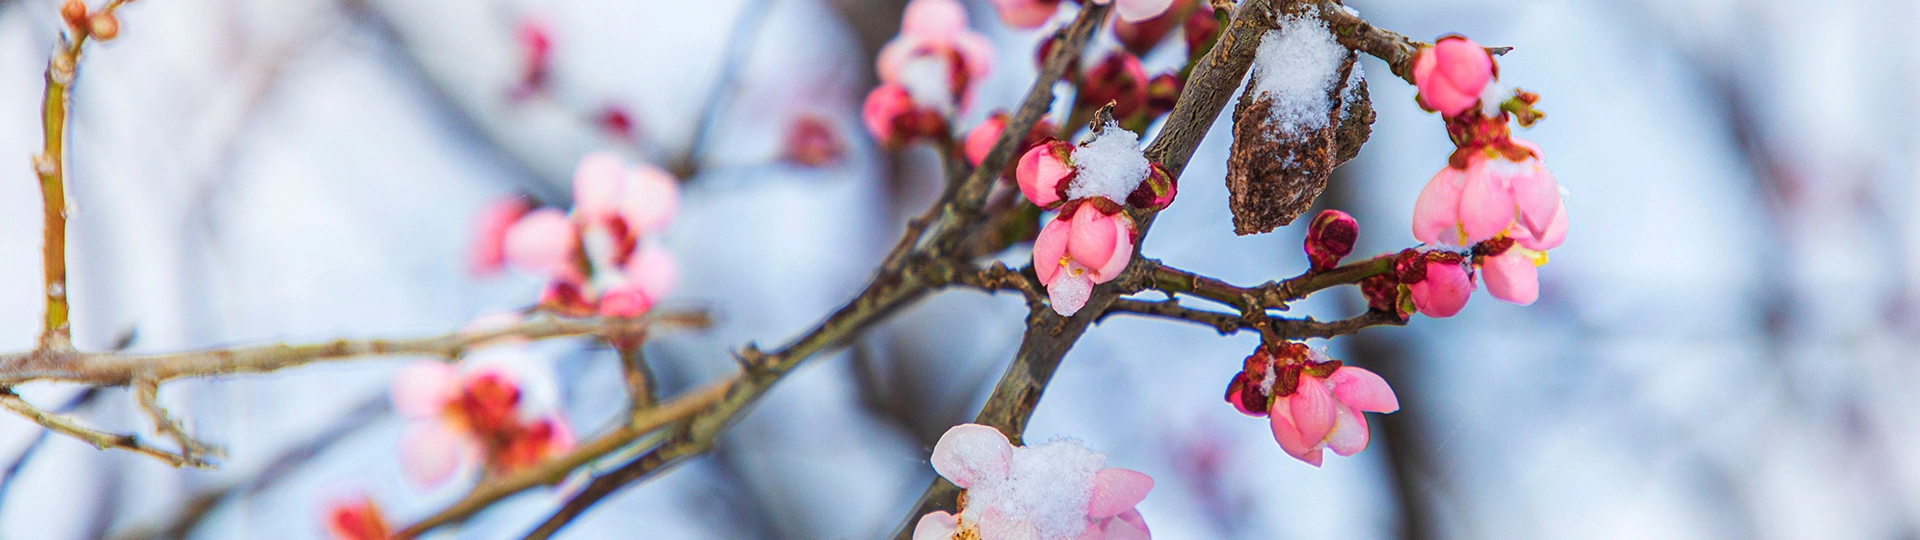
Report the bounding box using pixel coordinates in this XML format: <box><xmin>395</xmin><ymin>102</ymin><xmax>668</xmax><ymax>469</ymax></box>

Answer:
<box><xmin>1478</xmin><ymin>78</ymin><xmax>1510</xmax><ymax>118</ymax></box>
<box><xmin>1067</xmin><ymin>123</ymin><xmax>1150</xmax><ymax>202</ymax></box>
<box><xmin>898</xmin><ymin>56</ymin><xmax>956</xmax><ymax>114</ymax></box>
<box><xmin>964</xmin><ymin>436</ymin><xmax>1109</xmax><ymax>540</ymax></box>
<box><xmin>1250</xmin><ymin>11</ymin><xmax>1347</xmax><ymax>133</ymax></box>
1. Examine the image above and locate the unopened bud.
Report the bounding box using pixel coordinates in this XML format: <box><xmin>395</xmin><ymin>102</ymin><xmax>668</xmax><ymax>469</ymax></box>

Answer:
<box><xmin>1144</xmin><ymin>73</ymin><xmax>1182</xmax><ymax>117</ymax></box>
<box><xmin>1080</xmin><ymin>52</ymin><xmax>1148</xmax><ymax>119</ymax></box>
<box><xmin>1126</xmin><ymin>162</ymin><xmax>1177</xmax><ymax>211</ymax></box>
<box><xmin>88</xmin><ymin>11</ymin><xmax>118</xmax><ymax>41</ymax></box>
<box><xmin>61</xmin><ymin>0</ymin><xmax>88</xmax><ymax>33</ymax></box>
<box><xmin>1303</xmin><ymin>209</ymin><xmax>1358</xmax><ymax>271</ymax></box>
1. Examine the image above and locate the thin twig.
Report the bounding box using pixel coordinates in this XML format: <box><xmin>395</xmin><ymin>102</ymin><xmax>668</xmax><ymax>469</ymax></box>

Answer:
<box><xmin>670</xmin><ymin>0</ymin><xmax>775</xmax><ymax>179</ymax></box>
<box><xmin>132</xmin><ymin>378</ymin><xmax>222</xmax><ymax>464</ymax></box>
<box><xmin>1141</xmin><ymin>254</ymin><xmax>1397</xmax><ymax>312</ymax></box>
<box><xmin>0</xmin><ymin>389</ymin><xmax>205</xmax><ymax>468</ymax></box>
<box><xmin>1101</xmin><ymin>299</ymin><xmax>1406</xmax><ymax>339</ymax></box>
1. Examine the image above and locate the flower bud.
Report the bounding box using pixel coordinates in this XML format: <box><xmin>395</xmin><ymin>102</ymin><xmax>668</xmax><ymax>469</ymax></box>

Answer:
<box><xmin>1112</xmin><ymin>0</ymin><xmax>1189</xmax><ymax>55</ymax></box>
<box><xmin>1144</xmin><ymin>73</ymin><xmax>1182</xmax><ymax>117</ymax></box>
<box><xmin>87</xmin><ymin>12</ymin><xmax>117</xmax><ymax>40</ymax></box>
<box><xmin>1358</xmin><ymin>274</ymin><xmax>1405</xmax><ymax>318</ymax></box>
<box><xmin>1125</xmin><ymin>162</ymin><xmax>1177</xmax><ymax>211</ymax></box>
<box><xmin>781</xmin><ymin>115</ymin><xmax>844</xmax><ymax>167</ymax></box>
<box><xmin>1183</xmin><ymin>1</ymin><xmax>1220</xmax><ymax>57</ymax></box>
<box><xmin>1412</xmin><ymin>35</ymin><xmax>1495</xmax><ymax>118</ymax></box>
<box><xmin>1079</xmin><ymin>52</ymin><xmax>1148</xmax><ymax>119</ymax></box>
<box><xmin>61</xmin><ymin>0</ymin><xmax>87</xmax><ymax>33</ymax></box>
<box><xmin>1015</xmin><ymin>138</ymin><xmax>1074</xmax><ymax>208</ymax></box>
<box><xmin>966</xmin><ymin>113</ymin><xmax>1058</xmax><ymax>180</ymax></box>
<box><xmin>1303</xmin><ymin>210</ymin><xmax>1358</xmax><ymax>271</ymax></box>
<box><xmin>1407</xmin><ymin>252</ymin><xmax>1471</xmax><ymax>318</ymax></box>
<box><xmin>861</xmin><ymin>83</ymin><xmax>947</xmax><ymax>148</ymax></box>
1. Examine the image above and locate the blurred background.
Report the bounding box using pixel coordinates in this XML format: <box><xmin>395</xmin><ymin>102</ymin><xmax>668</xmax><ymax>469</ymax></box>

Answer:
<box><xmin>0</xmin><ymin>0</ymin><xmax>1915</xmax><ymax>538</ymax></box>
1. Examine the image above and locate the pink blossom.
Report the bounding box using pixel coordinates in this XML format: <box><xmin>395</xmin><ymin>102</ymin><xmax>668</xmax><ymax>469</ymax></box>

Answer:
<box><xmin>1224</xmin><ymin>344</ymin><xmax>1399</xmax><ymax>467</ymax></box>
<box><xmin>390</xmin><ymin>348</ymin><xmax>573</xmax><ymax>488</ymax></box>
<box><xmin>988</xmin><ymin>0</ymin><xmax>1061</xmax><ymax>28</ymax></box>
<box><xmin>320</xmin><ymin>494</ymin><xmax>390</xmax><ymax>540</ymax></box>
<box><xmin>1413</xmin><ymin>139</ymin><xmax>1561</xmax><ymax>246</ymax></box>
<box><xmin>494</xmin><ymin>153</ymin><xmax>681</xmax><ymax>316</ymax></box>
<box><xmin>572</xmin><ymin>151</ymin><xmax>677</xmax><ymax>235</ymax></box>
<box><xmin>1407</xmin><ymin>253</ymin><xmax>1472</xmax><ymax>318</ymax></box>
<box><xmin>877</xmin><ymin>0</ymin><xmax>993</xmax><ymax>111</ymax></box>
<box><xmin>863</xmin><ymin>83</ymin><xmax>947</xmax><ymax>147</ymax></box>
<box><xmin>917</xmin><ymin>424</ymin><xmax>1154</xmax><ymax>540</ymax></box>
<box><xmin>470</xmin><ymin>196</ymin><xmax>532</xmax><ymax>275</ymax></box>
<box><xmin>514</xmin><ymin>16</ymin><xmax>553</xmax><ymax>96</ymax></box>
<box><xmin>503</xmin><ymin>208</ymin><xmax>581</xmax><ymax>280</ymax></box>
<box><xmin>1091</xmin><ymin>0</ymin><xmax>1177</xmax><ymax>23</ymax></box>
<box><xmin>1477</xmin><ymin>204</ymin><xmax>1566</xmax><ymax>305</ymax></box>
<box><xmin>1016</xmin><ymin>139</ymin><xmax>1076</xmax><ymax>208</ymax></box>
<box><xmin>1034</xmin><ymin>203</ymin><xmax>1135</xmax><ymax>316</ymax></box>
<box><xmin>1412</xmin><ymin>35</ymin><xmax>1494</xmax><ymax>117</ymax></box>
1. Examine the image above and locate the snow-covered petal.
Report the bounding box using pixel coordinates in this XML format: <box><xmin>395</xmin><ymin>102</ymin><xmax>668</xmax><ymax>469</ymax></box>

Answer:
<box><xmin>1048</xmin><ymin>271</ymin><xmax>1095</xmax><ymax>317</ymax></box>
<box><xmin>913</xmin><ymin>511</ymin><xmax>960</xmax><ymax>540</ymax></box>
<box><xmin>931</xmin><ymin>424</ymin><xmax>1013</xmax><ymax>488</ymax></box>
<box><xmin>1325</xmin><ymin>403</ymin><xmax>1371</xmax><ymax>456</ymax></box>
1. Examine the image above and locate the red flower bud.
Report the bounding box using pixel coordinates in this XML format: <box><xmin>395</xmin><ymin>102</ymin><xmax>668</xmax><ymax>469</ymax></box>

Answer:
<box><xmin>1126</xmin><ymin>162</ymin><xmax>1178</xmax><ymax>211</ymax></box>
<box><xmin>60</xmin><ymin>0</ymin><xmax>87</xmax><ymax>33</ymax></box>
<box><xmin>781</xmin><ymin>115</ymin><xmax>845</xmax><ymax>167</ymax></box>
<box><xmin>1183</xmin><ymin>1</ymin><xmax>1221</xmax><ymax>58</ymax></box>
<box><xmin>1303</xmin><ymin>209</ymin><xmax>1358</xmax><ymax>271</ymax></box>
<box><xmin>1144</xmin><ymin>73</ymin><xmax>1182</xmax><ymax>118</ymax></box>
<box><xmin>1079</xmin><ymin>52</ymin><xmax>1149</xmax><ymax>119</ymax></box>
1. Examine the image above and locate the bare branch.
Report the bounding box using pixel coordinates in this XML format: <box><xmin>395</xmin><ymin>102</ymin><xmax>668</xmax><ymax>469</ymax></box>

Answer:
<box><xmin>132</xmin><ymin>378</ymin><xmax>222</xmax><ymax>464</ymax></box>
<box><xmin>0</xmin><ymin>389</ymin><xmax>206</xmax><ymax>468</ymax></box>
<box><xmin>1101</xmin><ymin>299</ymin><xmax>1407</xmax><ymax>340</ymax></box>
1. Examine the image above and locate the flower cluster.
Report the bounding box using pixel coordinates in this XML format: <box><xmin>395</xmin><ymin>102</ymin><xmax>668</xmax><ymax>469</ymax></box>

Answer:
<box><xmin>1223</xmin><ymin>342</ymin><xmax>1398</xmax><ymax>467</ymax></box>
<box><xmin>863</xmin><ymin>0</ymin><xmax>994</xmax><ymax>147</ymax></box>
<box><xmin>390</xmin><ymin>342</ymin><xmax>575</xmax><ymax>488</ymax></box>
<box><xmin>1015</xmin><ymin>124</ymin><xmax>1174</xmax><ymax>316</ymax></box>
<box><xmin>1407</xmin><ymin>35</ymin><xmax>1565</xmax><ymax>311</ymax></box>
<box><xmin>915</xmin><ymin>424</ymin><xmax>1154</xmax><ymax>540</ymax></box>
<box><xmin>472</xmin><ymin>152</ymin><xmax>680</xmax><ymax>318</ymax></box>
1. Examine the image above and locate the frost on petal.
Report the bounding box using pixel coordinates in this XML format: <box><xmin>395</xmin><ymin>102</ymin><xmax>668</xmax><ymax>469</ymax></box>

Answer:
<box><xmin>1068</xmin><ymin>125</ymin><xmax>1150</xmax><ymax>203</ymax></box>
<box><xmin>621</xmin><ymin>164</ymin><xmax>680</xmax><ymax>233</ymax></box>
<box><xmin>1268</xmin><ymin>405</ymin><xmax>1321</xmax><ymax>466</ymax></box>
<box><xmin>1458</xmin><ymin>157</ymin><xmax>1518</xmax><ymax>244</ymax></box>
<box><xmin>913</xmin><ymin>511</ymin><xmax>961</xmax><ymax>540</ymax></box>
<box><xmin>392</xmin><ymin>361</ymin><xmax>457</xmax><ymax>418</ymax></box>
<box><xmin>1324</xmin><ymin>403</ymin><xmax>1371</xmax><ymax>456</ymax></box>
<box><xmin>572</xmin><ymin>152</ymin><xmax>627</xmax><ymax>221</ymax></box>
<box><xmin>1328</xmin><ymin>366</ymin><xmax>1399</xmax><ymax>413</ymax></box>
<box><xmin>401</xmin><ymin>423</ymin><xmax>473</xmax><ymax>489</ymax></box>
<box><xmin>1113</xmin><ymin>0</ymin><xmax>1174</xmax><ymax>22</ymax></box>
<box><xmin>1048</xmin><ymin>271</ymin><xmax>1095</xmax><ymax>316</ymax></box>
<box><xmin>1482</xmin><ymin>249</ymin><xmax>1540</xmax><ymax>305</ymax></box>
<box><xmin>931</xmin><ymin>424</ymin><xmax>1014</xmax><ymax>488</ymax></box>
<box><xmin>503</xmin><ymin>209</ymin><xmax>580</xmax><ymax>277</ymax></box>
<box><xmin>1288</xmin><ymin>375</ymin><xmax>1337</xmax><ymax>445</ymax></box>
<box><xmin>998</xmin><ymin>437</ymin><xmax>1107</xmax><ymax>540</ymax></box>
<box><xmin>1034</xmin><ymin>217</ymin><xmax>1072</xmax><ymax>286</ymax></box>
<box><xmin>1413</xmin><ymin>167</ymin><xmax>1466</xmax><ymax>245</ymax></box>
<box><xmin>1409</xmin><ymin>260</ymin><xmax>1472</xmax><ymax>318</ymax></box>
<box><xmin>1088</xmin><ymin>468</ymin><xmax>1154</xmax><ymax>518</ymax></box>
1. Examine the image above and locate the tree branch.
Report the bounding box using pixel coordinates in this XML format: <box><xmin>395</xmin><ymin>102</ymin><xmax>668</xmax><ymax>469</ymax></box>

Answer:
<box><xmin>1141</xmin><ymin>253</ymin><xmax>1397</xmax><ymax>312</ymax></box>
<box><xmin>1101</xmin><ymin>298</ymin><xmax>1406</xmax><ymax>339</ymax></box>
<box><xmin>0</xmin><ymin>388</ymin><xmax>206</xmax><ymax>468</ymax></box>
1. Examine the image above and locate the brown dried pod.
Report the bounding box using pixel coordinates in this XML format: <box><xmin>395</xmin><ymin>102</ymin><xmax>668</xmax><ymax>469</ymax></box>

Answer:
<box><xmin>1224</xmin><ymin>51</ymin><xmax>1368</xmax><ymax>235</ymax></box>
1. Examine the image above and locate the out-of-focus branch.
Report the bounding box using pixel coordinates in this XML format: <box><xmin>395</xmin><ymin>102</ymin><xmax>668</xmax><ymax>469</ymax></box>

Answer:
<box><xmin>110</xmin><ymin>396</ymin><xmax>389</xmax><ymax>540</ymax></box>
<box><xmin>0</xmin><ymin>313</ymin><xmax>708</xmax><ymax>386</ymax></box>
<box><xmin>669</xmin><ymin>0</ymin><xmax>773</xmax><ymax>179</ymax></box>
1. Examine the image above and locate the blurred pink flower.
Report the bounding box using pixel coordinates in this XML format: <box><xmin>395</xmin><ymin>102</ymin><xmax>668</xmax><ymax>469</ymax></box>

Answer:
<box><xmin>1080</xmin><ymin>52</ymin><xmax>1150</xmax><ymax>118</ymax></box>
<box><xmin>877</xmin><ymin>0</ymin><xmax>993</xmax><ymax>112</ymax></box>
<box><xmin>1093</xmin><ymin>0</ymin><xmax>1176</xmax><ymax>23</ymax></box>
<box><xmin>916</xmin><ymin>424</ymin><xmax>1154</xmax><ymax>540</ymax></box>
<box><xmin>470</xmin><ymin>196</ymin><xmax>532</xmax><ymax>275</ymax></box>
<box><xmin>1412</xmin><ymin>35</ymin><xmax>1494</xmax><ymax>117</ymax></box>
<box><xmin>864</xmin><ymin>83</ymin><xmax>948</xmax><ymax>147</ymax></box>
<box><xmin>391</xmin><ymin>348</ymin><xmax>574</xmax><ymax>488</ymax></box>
<box><xmin>988</xmin><ymin>0</ymin><xmax>1061</xmax><ymax>28</ymax></box>
<box><xmin>1034</xmin><ymin>202</ymin><xmax>1134</xmax><ymax>316</ymax></box>
<box><xmin>1413</xmin><ymin>139</ymin><xmax>1561</xmax><ymax>246</ymax></box>
<box><xmin>491</xmin><ymin>153</ymin><xmax>681</xmax><ymax>316</ymax></box>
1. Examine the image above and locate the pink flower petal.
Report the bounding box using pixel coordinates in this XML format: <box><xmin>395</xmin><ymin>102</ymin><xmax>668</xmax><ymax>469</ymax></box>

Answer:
<box><xmin>965</xmin><ymin>116</ymin><xmax>1007</xmax><ymax>167</ymax></box>
<box><xmin>1017</xmin><ymin>144</ymin><xmax>1069</xmax><ymax>208</ymax></box>
<box><xmin>1114</xmin><ymin>0</ymin><xmax>1174</xmax><ymax>22</ymax></box>
<box><xmin>597</xmin><ymin>285</ymin><xmax>652</xmax><ymax>317</ymax></box>
<box><xmin>1034</xmin><ymin>217</ymin><xmax>1072</xmax><ymax>285</ymax></box>
<box><xmin>990</xmin><ymin>0</ymin><xmax>1059</xmax><ymax>28</ymax></box>
<box><xmin>470</xmin><ymin>197</ymin><xmax>532</xmax><ymax>275</ymax></box>
<box><xmin>901</xmin><ymin>0</ymin><xmax>967</xmax><ymax>40</ymax></box>
<box><xmin>1410</xmin><ymin>260</ymin><xmax>1472</xmax><ymax>318</ymax></box>
<box><xmin>1268</xmin><ymin>404</ymin><xmax>1322</xmax><ymax>467</ymax></box>
<box><xmin>1516</xmin><ymin>203</ymin><xmax>1568</xmax><ymax>252</ymax></box>
<box><xmin>1505</xmin><ymin>160</ymin><xmax>1560</xmax><ymax>239</ymax></box>
<box><xmin>572</xmin><ymin>152</ymin><xmax>627</xmax><ymax>222</ymax></box>
<box><xmin>863</xmin><ymin>84</ymin><xmax>914</xmax><ymax>142</ymax></box>
<box><xmin>913</xmin><ymin>511</ymin><xmax>960</xmax><ymax>540</ymax></box>
<box><xmin>1412</xmin><ymin>167</ymin><xmax>1465</xmax><ymax>245</ymax></box>
<box><xmin>930</xmin><ymin>424</ymin><xmax>1012</xmax><ymax>489</ymax></box>
<box><xmin>391</xmin><ymin>361</ymin><xmax>457</xmax><ymax>418</ymax></box>
<box><xmin>620</xmin><ymin>164</ymin><xmax>679</xmax><ymax>233</ymax></box>
<box><xmin>1068</xmin><ymin>210</ymin><xmax>1119</xmax><ymax>278</ymax></box>
<box><xmin>625</xmin><ymin>243</ymin><xmax>679</xmax><ymax>302</ymax></box>
<box><xmin>1325</xmin><ymin>403</ymin><xmax>1371</xmax><ymax>457</ymax></box>
<box><xmin>1088</xmin><ymin>468</ymin><xmax>1155</xmax><ymax>518</ymax></box>
<box><xmin>1328</xmin><ymin>366</ymin><xmax>1400</xmax><ymax>413</ymax></box>
<box><xmin>1048</xmin><ymin>271</ymin><xmax>1094</xmax><ymax>316</ymax></box>
<box><xmin>1087</xmin><ymin>212</ymin><xmax>1134</xmax><ymax>284</ymax></box>
<box><xmin>1107</xmin><ymin>508</ymin><xmax>1151</xmax><ymax>540</ymax></box>
<box><xmin>401</xmin><ymin>423</ymin><xmax>474</xmax><ymax>489</ymax></box>
<box><xmin>1459</xmin><ymin>156</ymin><xmax>1518</xmax><ymax>244</ymax></box>
<box><xmin>1482</xmin><ymin>249</ymin><xmax>1539</xmax><ymax>305</ymax></box>
<box><xmin>1288</xmin><ymin>375</ymin><xmax>1337</xmax><ymax>446</ymax></box>
<box><xmin>953</xmin><ymin>32</ymin><xmax>995</xmax><ymax>82</ymax></box>
<box><xmin>1433</xmin><ymin>37</ymin><xmax>1493</xmax><ymax>101</ymax></box>
<box><xmin>503</xmin><ymin>208</ymin><xmax>579</xmax><ymax>277</ymax></box>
